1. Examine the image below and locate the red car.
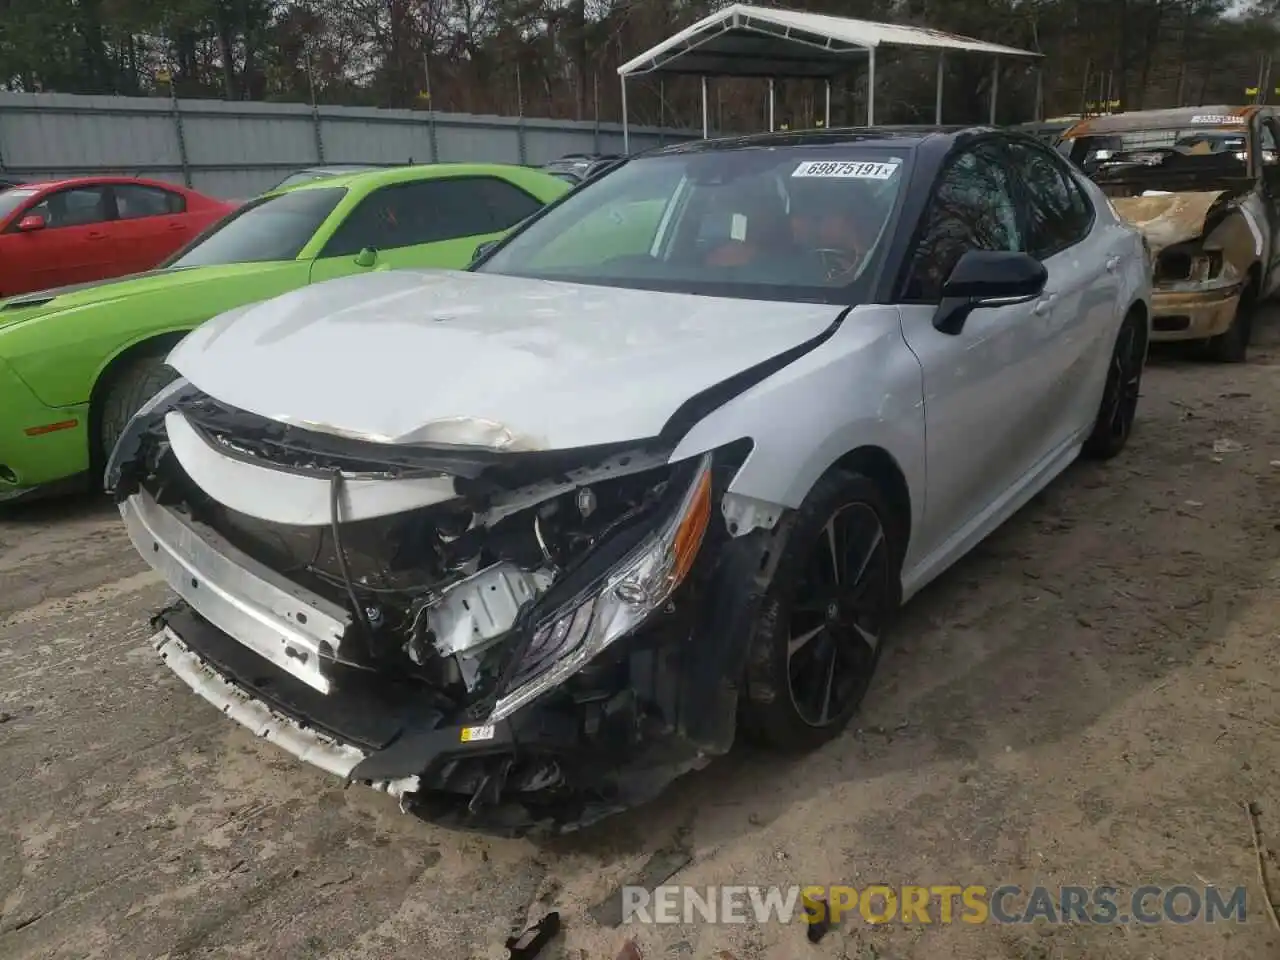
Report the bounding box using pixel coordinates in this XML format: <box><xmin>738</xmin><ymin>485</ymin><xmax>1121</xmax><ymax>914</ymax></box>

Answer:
<box><xmin>0</xmin><ymin>176</ymin><xmax>235</xmax><ymax>298</ymax></box>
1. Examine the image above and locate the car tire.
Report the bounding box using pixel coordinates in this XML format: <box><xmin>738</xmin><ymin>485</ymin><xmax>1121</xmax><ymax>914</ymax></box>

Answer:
<box><xmin>1082</xmin><ymin>310</ymin><xmax>1147</xmax><ymax>461</ymax></box>
<box><xmin>1202</xmin><ymin>281</ymin><xmax>1256</xmax><ymax>363</ymax></box>
<box><xmin>97</xmin><ymin>355</ymin><xmax>178</xmax><ymax>469</ymax></box>
<box><xmin>738</xmin><ymin>469</ymin><xmax>902</xmax><ymax>752</ymax></box>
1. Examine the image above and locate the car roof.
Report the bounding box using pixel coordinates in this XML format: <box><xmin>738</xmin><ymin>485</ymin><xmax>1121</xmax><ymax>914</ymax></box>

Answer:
<box><xmin>293</xmin><ymin>164</ymin><xmax>382</xmax><ymax>174</ymax></box>
<box><xmin>274</xmin><ymin>162</ymin><xmax>555</xmax><ymax>194</ymax></box>
<box><xmin>1062</xmin><ymin>106</ymin><xmax>1263</xmax><ymax>138</ymax></box>
<box><xmin>3</xmin><ymin>175</ymin><xmax>192</xmax><ymax>193</ymax></box>
<box><xmin>653</xmin><ymin>125</ymin><xmax>984</xmax><ymax>155</ymax></box>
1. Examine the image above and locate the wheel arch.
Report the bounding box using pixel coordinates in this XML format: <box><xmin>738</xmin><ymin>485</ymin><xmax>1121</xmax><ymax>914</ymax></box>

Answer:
<box><xmin>1247</xmin><ymin>259</ymin><xmax>1263</xmax><ymax>292</ymax></box>
<box><xmin>1125</xmin><ymin>297</ymin><xmax>1151</xmax><ymax>355</ymax></box>
<box><xmin>826</xmin><ymin>444</ymin><xmax>913</xmax><ymax>568</ymax></box>
<box><xmin>87</xmin><ymin>328</ymin><xmax>192</xmax><ymax>469</ymax></box>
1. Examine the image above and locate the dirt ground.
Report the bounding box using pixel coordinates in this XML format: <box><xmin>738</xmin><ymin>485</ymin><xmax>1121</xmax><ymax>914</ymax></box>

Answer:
<box><xmin>4</xmin><ymin>315</ymin><xmax>1280</xmax><ymax>960</ymax></box>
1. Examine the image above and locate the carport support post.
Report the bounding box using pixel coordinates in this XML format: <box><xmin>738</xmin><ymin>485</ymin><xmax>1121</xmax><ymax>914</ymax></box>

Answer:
<box><xmin>621</xmin><ymin>76</ymin><xmax>630</xmax><ymax>154</ymax></box>
<box><xmin>935</xmin><ymin>53</ymin><xmax>944</xmax><ymax>124</ymax></box>
<box><xmin>658</xmin><ymin>79</ymin><xmax>665</xmax><ymax>147</ymax></box>
<box><xmin>701</xmin><ymin>76</ymin><xmax>709</xmax><ymax>138</ymax></box>
<box><xmin>1035</xmin><ymin>65</ymin><xmax>1044</xmax><ymax>121</ymax></box>
<box><xmin>768</xmin><ymin>78</ymin><xmax>775</xmax><ymax>131</ymax></box>
<box><xmin>824</xmin><ymin>80</ymin><xmax>831</xmax><ymax>128</ymax></box>
<box><xmin>989</xmin><ymin>57</ymin><xmax>999</xmax><ymax>124</ymax></box>
<box><xmin>867</xmin><ymin>47</ymin><xmax>876</xmax><ymax>125</ymax></box>
<box><xmin>169</xmin><ymin>87</ymin><xmax>192</xmax><ymax>188</ymax></box>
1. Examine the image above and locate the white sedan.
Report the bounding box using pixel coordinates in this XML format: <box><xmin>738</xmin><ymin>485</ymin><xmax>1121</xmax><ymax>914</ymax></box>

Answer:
<box><xmin>107</xmin><ymin>126</ymin><xmax>1152</xmax><ymax>835</ymax></box>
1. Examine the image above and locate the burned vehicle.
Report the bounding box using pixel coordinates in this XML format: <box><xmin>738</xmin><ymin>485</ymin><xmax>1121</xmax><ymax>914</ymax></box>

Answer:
<box><xmin>1061</xmin><ymin>105</ymin><xmax>1280</xmax><ymax>361</ymax></box>
<box><xmin>107</xmin><ymin>127</ymin><xmax>1151</xmax><ymax>834</ymax></box>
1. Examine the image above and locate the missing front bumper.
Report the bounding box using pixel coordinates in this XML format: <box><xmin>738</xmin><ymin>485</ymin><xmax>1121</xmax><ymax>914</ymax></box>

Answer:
<box><xmin>122</xmin><ymin>489</ymin><xmax>351</xmax><ymax>693</ymax></box>
<box><xmin>152</xmin><ymin>602</ymin><xmax>713</xmax><ymax>836</ymax></box>
<box><xmin>127</xmin><ymin>471</ymin><xmax>752</xmax><ymax>834</ymax></box>
<box><xmin>153</xmin><ymin>623</ymin><xmax>419</xmax><ymax>799</ymax></box>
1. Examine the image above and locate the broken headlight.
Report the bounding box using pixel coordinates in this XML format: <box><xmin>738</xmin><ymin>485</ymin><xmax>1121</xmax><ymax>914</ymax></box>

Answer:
<box><xmin>488</xmin><ymin>452</ymin><xmax>714</xmax><ymax>722</ymax></box>
<box><xmin>1155</xmin><ymin>246</ymin><xmax>1223</xmax><ymax>285</ymax></box>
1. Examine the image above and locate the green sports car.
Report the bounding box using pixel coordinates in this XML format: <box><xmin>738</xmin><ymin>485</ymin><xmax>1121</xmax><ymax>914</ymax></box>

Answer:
<box><xmin>0</xmin><ymin>163</ymin><xmax>570</xmax><ymax>502</ymax></box>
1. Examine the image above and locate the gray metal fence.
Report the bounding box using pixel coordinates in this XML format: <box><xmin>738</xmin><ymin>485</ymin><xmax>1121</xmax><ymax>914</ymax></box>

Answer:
<box><xmin>0</xmin><ymin>92</ymin><xmax>698</xmax><ymax>198</ymax></box>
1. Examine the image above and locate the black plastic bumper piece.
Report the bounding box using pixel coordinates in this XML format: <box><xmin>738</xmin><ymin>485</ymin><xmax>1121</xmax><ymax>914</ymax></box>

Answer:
<box><xmin>157</xmin><ymin>604</ymin><xmax>444</xmax><ymax>751</ymax></box>
<box><xmin>157</xmin><ymin>573</ymin><xmax>746</xmax><ymax>836</ymax></box>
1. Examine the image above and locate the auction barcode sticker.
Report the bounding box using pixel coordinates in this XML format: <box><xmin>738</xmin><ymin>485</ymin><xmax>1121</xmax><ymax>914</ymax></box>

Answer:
<box><xmin>792</xmin><ymin>159</ymin><xmax>900</xmax><ymax>179</ymax></box>
<box><xmin>461</xmin><ymin>724</ymin><xmax>495</xmax><ymax>742</ymax></box>
<box><xmin>1190</xmin><ymin>114</ymin><xmax>1241</xmax><ymax>124</ymax></box>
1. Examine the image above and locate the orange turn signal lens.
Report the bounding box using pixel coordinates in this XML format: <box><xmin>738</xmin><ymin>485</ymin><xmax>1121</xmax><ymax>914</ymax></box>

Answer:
<box><xmin>24</xmin><ymin>419</ymin><xmax>79</xmax><ymax>437</ymax></box>
<box><xmin>670</xmin><ymin>462</ymin><xmax>713</xmax><ymax>589</ymax></box>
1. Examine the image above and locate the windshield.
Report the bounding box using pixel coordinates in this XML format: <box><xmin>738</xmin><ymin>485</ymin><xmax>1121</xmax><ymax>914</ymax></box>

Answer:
<box><xmin>0</xmin><ymin>187</ymin><xmax>37</xmax><ymax>224</ymax></box>
<box><xmin>477</xmin><ymin>146</ymin><xmax>907</xmax><ymax>302</ymax></box>
<box><xmin>1063</xmin><ymin>125</ymin><xmax>1255</xmax><ymax>178</ymax></box>
<box><xmin>273</xmin><ymin>172</ymin><xmax>330</xmax><ymax>190</ymax></box>
<box><xmin>167</xmin><ymin>187</ymin><xmax>346</xmax><ymax>268</ymax></box>
<box><xmin>271</xmin><ymin>169</ymin><xmax>360</xmax><ymax>191</ymax></box>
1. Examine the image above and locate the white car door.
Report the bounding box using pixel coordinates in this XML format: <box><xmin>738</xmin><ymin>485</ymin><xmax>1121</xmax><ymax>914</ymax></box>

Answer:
<box><xmin>1005</xmin><ymin>140</ymin><xmax>1123</xmax><ymax>449</ymax></box>
<box><xmin>896</xmin><ymin>141</ymin><xmax>1057</xmax><ymax>576</ymax></box>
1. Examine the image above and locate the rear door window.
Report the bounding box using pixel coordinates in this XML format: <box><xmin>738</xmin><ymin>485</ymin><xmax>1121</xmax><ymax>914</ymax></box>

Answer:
<box><xmin>114</xmin><ymin>184</ymin><xmax>186</xmax><ymax>219</ymax></box>
<box><xmin>1005</xmin><ymin>141</ymin><xmax>1094</xmax><ymax>258</ymax></box>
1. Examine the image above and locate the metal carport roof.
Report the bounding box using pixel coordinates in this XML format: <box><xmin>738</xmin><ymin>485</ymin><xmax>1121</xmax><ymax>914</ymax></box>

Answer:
<box><xmin>616</xmin><ymin>4</ymin><xmax>1043</xmax><ymax>149</ymax></box>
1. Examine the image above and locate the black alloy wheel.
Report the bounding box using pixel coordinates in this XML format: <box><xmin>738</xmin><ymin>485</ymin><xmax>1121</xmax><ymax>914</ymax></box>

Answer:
<box><xmin>785</xmin><ymin>501</ymin><xmax>890</xmax><ymax>729</ymax></box>
<box><xmin>740</xmin><ymin>471</ymin><xmax>901</xmax><ymax>750</ymax></box>
<box><xmin>1083</xmin><ymin>312</ymin><xmax>1146</xmax><ymax>460</ymax></box>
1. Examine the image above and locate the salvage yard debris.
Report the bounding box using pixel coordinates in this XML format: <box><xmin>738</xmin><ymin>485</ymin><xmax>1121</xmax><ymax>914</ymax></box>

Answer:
<box><xmin>804</xmin><ymin>892</ymin><xmax>833</xmax><ymax>944</ymax></box>
<box><xmin>506</xmin><ymin>910</ymin><xmax>561</xmax><ymax>958</ymax></box>
<box><xmin>590</xmin><ymin>846</ymin><xmax>694</xmax><ymax>928</ymax></box>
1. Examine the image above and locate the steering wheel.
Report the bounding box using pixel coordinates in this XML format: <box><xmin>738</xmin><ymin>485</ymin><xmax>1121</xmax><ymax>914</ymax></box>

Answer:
<box><xmin>814</xmin><ymin>247</ymin><xmax>861</xmax><ymax>283</ymax></box>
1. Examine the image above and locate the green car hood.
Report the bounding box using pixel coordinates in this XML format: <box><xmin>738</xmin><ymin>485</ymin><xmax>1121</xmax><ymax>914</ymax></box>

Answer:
<box><xmin>0</xmin><ymin>262</ymin><xmax>291</xmax><ymax>331</ymax></box>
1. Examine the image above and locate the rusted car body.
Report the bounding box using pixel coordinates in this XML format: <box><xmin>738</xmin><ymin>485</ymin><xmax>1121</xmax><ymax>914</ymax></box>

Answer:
<box><xmin>1060</xmin><ymin>105</ymin><xmax>1280</xmax><ymax>360</ymax></box>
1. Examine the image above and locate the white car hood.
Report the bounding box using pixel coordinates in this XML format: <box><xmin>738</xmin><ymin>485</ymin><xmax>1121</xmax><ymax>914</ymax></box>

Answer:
<box><xmin>168</xmin><ymin>269</ymin><xmax>844</xmax><ymax>451</ymax></box>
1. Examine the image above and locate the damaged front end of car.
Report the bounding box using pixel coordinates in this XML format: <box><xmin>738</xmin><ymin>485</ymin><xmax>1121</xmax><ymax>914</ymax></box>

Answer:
<box><xmin>106</xmin><ymin>379</ymin><xmax>770</xmax><ymax>836</ymax></box>
<box><xmin>1107</xmin><ymin>188</ymin><xmax>1260</xmax><ymax>340</ymax></box>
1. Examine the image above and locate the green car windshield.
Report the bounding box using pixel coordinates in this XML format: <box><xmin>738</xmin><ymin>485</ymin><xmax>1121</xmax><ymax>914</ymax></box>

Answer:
<box><xmin>166</xmin><ymin>187</ymin><xmax>347</xmax><ymax>268</ymax></box>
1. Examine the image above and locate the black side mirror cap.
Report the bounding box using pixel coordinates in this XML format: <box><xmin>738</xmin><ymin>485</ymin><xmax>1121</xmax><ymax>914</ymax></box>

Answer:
<box><xmin>934</xmin><ymin>250</ymin><xmax>1048</xmax><ymax>334</ymax></box>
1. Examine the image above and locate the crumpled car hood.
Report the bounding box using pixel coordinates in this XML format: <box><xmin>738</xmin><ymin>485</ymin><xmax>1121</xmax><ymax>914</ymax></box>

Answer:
<box><xmin>1110</xmin><ymin>190</ymin><xmax>1230</xmax><ymax>253</ymax></box>
<box><xmin>167</xmin><ymin>269</ymin><xmax>845</xmax><ymax>452</ymax></box>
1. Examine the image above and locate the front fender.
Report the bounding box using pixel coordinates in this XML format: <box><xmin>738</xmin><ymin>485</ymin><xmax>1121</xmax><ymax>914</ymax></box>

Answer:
<box><xmin>668</xmin><ymin>305</ymin><xmax>926</xmax><ymax>539</ymax></box>
<box><xmin>1</xmin><ymin>302</ymin><xmax>202</xmax><ymax>409</ymax></box>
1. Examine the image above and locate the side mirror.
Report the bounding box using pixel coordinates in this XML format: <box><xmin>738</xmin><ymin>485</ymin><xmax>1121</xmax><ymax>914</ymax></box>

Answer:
<box><xmin>354</xmin><ymin>247</ymin><xmax>378</xmax><ymax>268</ymax></box>
<box><xmin>17</xmin><ymin>214</ymin><xmax>46</xmax><ymax>232</ymax></box>
<box><xmin>934</xmin><ymin>250</ymin><xmax>1047</xmax><ymax>335</ymax></box>
<box><xmin>472</xmin><ymin>240</ymin><xmax>499</xmax><ymax>264</ymax></box>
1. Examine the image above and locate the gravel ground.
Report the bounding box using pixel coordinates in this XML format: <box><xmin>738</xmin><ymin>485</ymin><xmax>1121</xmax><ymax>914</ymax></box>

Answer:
<box><xmin>3</xmin><ymin>313</ymin><xmax>1280</xmax><ymax>960</ymax></box>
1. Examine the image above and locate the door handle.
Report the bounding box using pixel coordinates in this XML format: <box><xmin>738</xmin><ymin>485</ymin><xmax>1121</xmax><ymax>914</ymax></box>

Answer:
<box><xmin>86</xmin><ymin>231</ymin><xmax>107</xmax><ymax>240</ymax></box>
<box><xmin>1033</xmin><ymin>293</ymin><xmax>1057</xmax><ymax>317</ymax></box>
<box><xmin>1106</xmin><ymin>255</ymin><xmax>1121</xmax><ymax>273</ymax></box>
<box><xmin>168</xmin><ymin>223</ymin><xmax>186</xmax><ymax>231</ymax></box>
